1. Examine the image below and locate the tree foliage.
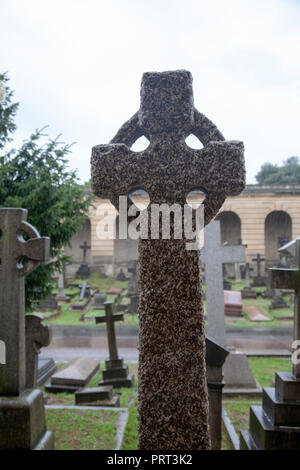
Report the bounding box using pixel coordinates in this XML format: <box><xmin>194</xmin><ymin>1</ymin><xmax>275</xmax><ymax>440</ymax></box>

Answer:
<box><xmin>255</xmin><ymin>157</ymin><xmax>300</xmax><ymax>185</ymax></box>
<box><xmin>0</xmin><ymin>73</ymin><xmax>93</xmax><ymax>310</ymax></box>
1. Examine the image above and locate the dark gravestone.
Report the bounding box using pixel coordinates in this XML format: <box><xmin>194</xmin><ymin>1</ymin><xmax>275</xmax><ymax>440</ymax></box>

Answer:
<box><xmin>241</xmin><ymin>238</ymin><xmax>300</xmax><ymax>449</ymax></box>
<box><xmin>251</xmin><ymin>254</ymin><xmax>266</xmax><ymax>287</ymax></box>
<box><xmin>75</xmin><ymin>386</ymin><xmax>120</xmax><ymax>407</ymax></box>
<box><xmin>269</xmin><ymin>290</ymin><xmax>289</xmax><ymax>310</ymax></box>
<box><xmin>0</xmin><ymin>208</ymin><xmax>54</xmax><ymax>449</ymax></box>
<box><xmin>241</xmin><ymin>263</ymin><xmax>257</xmax><ymax>299</ymax></box>
<box><xmin>37</xmin><ymin>357</ymin><xmax>56</xmax><ymax>386</ymax></box>
<box><xmin>25</xmin><ymin>315</ymin><xmax>52</xmax><ymax>389</ymax></box>
<box><xmin>127</xmin><ymin>263</ymin><xmax>139</xmax><ymax>314</ymax></box>
<box><xmin>116</xmin><ymin>268</ymin><xmax>127</xmax><ymax>282</ymax></box>
<box><xmin>93</xmin><ymin>293</ymin><xmax>107</xmax><ymax>310</ymax></box>
<box><xmin>96</xmin><ymin>302</ymin><xmax>133</xmax><ymax>388</ymax></box>
<box><xmin>76</xmin><ymin>241</ymin><xmax>91</xmax><ymax>279</ymax></box>
<box><xmin>91</xmin><ymin>70</ymin><xmax>245</xmax><ymax>449</ymax></box>
<box><xmin>205</xmin><ymin>336</ymin><xmax>229</xmax><ymax>450</ymax></box>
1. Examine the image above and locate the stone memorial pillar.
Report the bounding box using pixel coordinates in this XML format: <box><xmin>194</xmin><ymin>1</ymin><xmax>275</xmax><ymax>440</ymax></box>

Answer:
<box><xmin>91</xmin><ymin>70</ymin><xmax>245</xmax><ymax>449</ymax></box>
<box><xmin>0</xmin><ymin>208</ymin><xmax>54</xmax><ymax>449</ymax></box>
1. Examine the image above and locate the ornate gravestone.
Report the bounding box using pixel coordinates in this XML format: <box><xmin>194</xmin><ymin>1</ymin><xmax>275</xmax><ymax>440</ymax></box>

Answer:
<box><xmin>0</xmin><ymin>208</ymin><xmax>54</xmax><ymax>449</ymax></box>
<box><xmin>95</xmin><ymin>302</ymin><xmax>133</xmax><ymax>388</ymax></box>
<box><xmin>201</xmin><ymin>220</ymin><xmax>246</xmax><ymax>347</ymax></box>
<box><xmin>76</xmin><ymin>240</ymin><xmax>91</xmax><ymax>279</ymax></box>
<box><xmin>241</xmin><ymin>238</ymin><xmax>300</xmax><ymax>449</ymax></box>
<box><xmin>251</xmin><ymin>253</ymin><xmax>266</xmax><ymax>287</ymax></box>
<box><xmin>91</xmin><ymin>70</ymin><xmax>245</xmax><ymax>449</ymax></box>
<box><xmin>25</xmin><ymin>315</ymin><xmax>52</xmax><ymax>389</ymax></box>
<box><xmin>241</xmin><ymin>263</ymin><xmax>257</xmax><ymax>299</ymax></box>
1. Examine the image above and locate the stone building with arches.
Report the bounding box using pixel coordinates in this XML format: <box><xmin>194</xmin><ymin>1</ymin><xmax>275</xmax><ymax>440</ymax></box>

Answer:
<box><xmin>64</xmin><ymin>184</ymin><xmax>300</xmax><ymax>277</ymax></box>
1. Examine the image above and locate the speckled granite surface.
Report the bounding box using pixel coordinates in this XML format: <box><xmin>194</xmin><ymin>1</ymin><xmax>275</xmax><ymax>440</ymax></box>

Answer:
<box><xmin>91</xmin><ymin>70</ymin><xmax>245</xmax><ymax>449</ymax></box>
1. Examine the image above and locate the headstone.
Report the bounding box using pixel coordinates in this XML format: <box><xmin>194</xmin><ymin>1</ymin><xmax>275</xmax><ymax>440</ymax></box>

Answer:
<box><xmin>223</xmin><ymin>352</ymin><xmax>259</xmax><ymax>391</ymax></box>
<box><xmin>235</xmin><ymin>263</ymin><xmax>241</xmax><ymax>283</ymax></box>
<box><xmin>241</xmin><ymin>263</ymin><xmax>257</xmax><ymax>299</ymax></box>
<box><xmin>0</xmin><ymin>208</ymin><xmax>54</xmax><ymax>449</ymax></box>
<box><xmin>224</xmin><ymin>290</ymin><xmax>243</xmax><ymax>317</ymax></box>
<box><xmin>25</xmin><ymin>315</ymin><xmax>52</xmax><ymax>389</ymax></box>
<box><xmin>37</xmin><ymin>357</ymin><xmax>56</xmax><ymax>386</ymax></box>
<box><xmin>91</xmin><ymin>70</ymin><xmax>245</xmax><ymax>449</ymax></box>
<box><xmin>116</xmin><ymin>268</ymin><xmax>127</xmax><ymax>281</ymax></box>
<box><xmin>95</xmin><ymin>302</ymin><xmax>133</xmax><ymax>388</ymax></box>
<box><xmin>223</xmin><ymin>278</ymin><xmax>232</xmax><ymax>290</ymax></box>
<box><xmin>240</xmin><ymin>237</ymin><xmax>300</xmax><ymax>449</ymax></box>
<box><xmin>251</xmin><ymin>254</ymin><xmax>266</xmax><ymax>287</ymax></box>
<box><xmin>71</xmin><ymin>282</ymin><xmax>91</xmax><ymax>310</ymax></box>
<box><xmin>45</xmin><ymin>357</ymin><xmax>99</xmax><ymax>393</ymax></box>
<box><xmin>75</xmin><ymin>241</ymin><xmax>91</xmax><ymax>279</ymax></box>
<box><xmin>201</xmin><ymin>220</ymin><xmax>246</xmax><ymax>347</ymax></box>
<box><xmin>75</xmin><ymin>386</ymin><xmax>120</xmax><ymax>407</ymax></box>
<box><xmin>127</xmin><ymin>263</ymin><xmax>140</xmax><ymax>313</ymax></box>
<box><xmin>56</xmin><ymin>272</ymin><xmax>68</xmax><ymax>301</ymax></box>
<box><xmin>269</xmin><ymin>289</ymin><xmax>289</xmax><ymax>310</ymax></box>
<box><xmin>38</xmin><ymin>294</ymin><xmax>59</xmax><ymax>312</ymax></box>
<box><xmin>205</xmin><ymin>336</ymin><xmax>229</xmax><ymax>450</ymax></box>
<box><xmin>244</xmin><ymin>305</ymin><xmax>272</xmax><ymax>322</ymax></box>
<box><xmin>93</xmin><ymin>293</ymin><xmax>107</xmax><ymax>310</ymax></box>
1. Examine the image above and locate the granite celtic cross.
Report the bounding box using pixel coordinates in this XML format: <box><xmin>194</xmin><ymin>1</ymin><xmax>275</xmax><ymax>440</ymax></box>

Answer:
<box><xmin>91</xmin><ymin>70</ymin><xmax>245</xmax><ymax>449</ymax></box>
<box><xmin>0</xmin><ymin>208</ymin><xmax>50</xmax><ymax>396</ymax></box>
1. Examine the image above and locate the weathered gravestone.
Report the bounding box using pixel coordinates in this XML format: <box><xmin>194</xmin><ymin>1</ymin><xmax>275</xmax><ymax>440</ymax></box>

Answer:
<box><xmin>91</xmin><ymin>70</ymin><xmax>245</xmax><ymax>449</ymax></box>
<box><xmin>241</xmin><ymin>262</ymin><xmax>257</xmax><ymax>299</ymax></box>
<box><xmin>95</xmin><ymin>302</ymin><xmax>133</xmax><ymax>388</ymax></box>
<box><xmin>38</xmin><ymin>294</ymin><xmax>59</xmax><ymax>312</ymax></box>
<box><xmin>76</xmin><ymin>240</ymin><xmax>91</xmax><ymax>279</ymax></box>
<box><xmin>224</xmin><ymin>290</ymin><xmax>243</xmax><ymax>317</ymax></box>
<box><xmin>56</xmin><ymin>271</ymin><xmax>68</xmax><ymax>301</ymax></box>
<box><xmin>116</xmin><ymin>268</ymin><xmax>127</xmax><ymax>281</ymax></box>
<box><xmin>93</xmin><ymin>292</ymin><xmax>107</xmax><ymax>310</ymax></box>
<box><xmin>241</xmin><ymin>237</ymin><xmax>300</xmax><ymax>449</ymax></box>
<box><xmin>127</xmin><ymin>263</ymin><xmax>140</xmax><ymax>313</ymax></box>
<box><xmin>71</xmin><ymin>282</ymin><xmax>91</xmax><ymax>310</ymax></box>
<box><xmin>25</xmin><ymin>314</ymin><xmax>52</xmax><ymax>389</ymax></box>
<box><xmin>251</xmin><ymin>253</ymin><xmax>266</xmax><ymax>287</ymax></box>
<box><xmin>202</xmin><ymin>221</ymin><xmax>257</xmax><ymax>393</ymax></box>
<box><xmin>0</xmin><ymin>208</ymin><xmax>54</xmax><ymax>449</ymax></box>
<box><xmin>46</xmin><ymin>357</ymin><xmax>99</xmax><ymax>393</ymax></box>
<box><xmin>201</xmin><ymin>220</ymin><xmax>245</xmax><ymax>347</ymax></box>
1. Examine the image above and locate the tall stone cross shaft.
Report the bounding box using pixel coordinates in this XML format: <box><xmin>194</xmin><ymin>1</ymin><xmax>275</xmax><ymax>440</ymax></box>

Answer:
<box><xmin>91</xmin><ymin>70</ymin><xmax>245</xmax><ymax>449</ymax></box>
<box><xmin>0</xmin><ymin>208</ymin><xmax>50</xmax><ymax>396</ymax></box>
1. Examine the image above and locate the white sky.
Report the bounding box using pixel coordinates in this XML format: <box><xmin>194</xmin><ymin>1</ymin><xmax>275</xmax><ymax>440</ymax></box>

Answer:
<box><xmin>0</xmin><ymin>0</ymin><xmax>300</xmax><ymax>184</ymax></box>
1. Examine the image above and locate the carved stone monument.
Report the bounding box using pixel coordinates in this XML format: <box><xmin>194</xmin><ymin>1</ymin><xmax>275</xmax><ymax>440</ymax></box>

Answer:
<box><xmin>241</xmin><ymin>238</ymin><xmax>300</xmax><ymax>449</ymax></box>
<box><xmin>201</xmin><ymin>220</ymin><xmax>245</xmax><ymax>346</ymax></box>
<box><xmin>91</xmin><ymin>70</ymin><xmax>245</xmax><ymax>449</ymax></box>
<box><xmin>76</xmin><ymin>240</ymin><xmax>91</xmax><ymax>279</ymax></box>
<box><xmin>241</xmin><ymin>263</ymin><xmax>257</xmax><ymax>299</ymax></box>
<box><xmin>0</xmin><ymin>208</ymin><xmax>54</xmax><ymax>449</ymax></box>
<box><xmin>251</xmin><ymin>253</ymin><xmax>266</xmax><ymax>287</ymax></box>
<box><xmin>25</xmin><ymin>315</ymin><xmax>52</xmax><ymax>389</ymax></box>
<box><xmin>95</xmin><ymin>302</ymin><xmax>133</xmax><ymax>388</ymax></box>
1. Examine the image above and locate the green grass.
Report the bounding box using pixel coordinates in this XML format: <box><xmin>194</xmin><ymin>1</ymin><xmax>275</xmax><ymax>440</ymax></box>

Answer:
<box><xmin>248</xmin><ymin>357</ymin><xmax>291</xmax><ymax>387</ymax></box>
<box><xmin>46</xmin><ymin>408</ymin><xmax>118</xmax><ymax>450</ymax></box>
<box><xmin>223</xmin><ymin>398</ymin><xmax>261</xmax><ymax>435</ymax></box>
<box><xmin>121</xmin><ymin>395</ymin><xmax>138</xmax><ymax>450</ymax></box>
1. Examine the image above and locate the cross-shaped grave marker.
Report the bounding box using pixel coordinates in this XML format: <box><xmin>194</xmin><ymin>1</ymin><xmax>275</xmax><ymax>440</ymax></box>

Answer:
<box><xmin>95</xmin><ymin>302</ymin><xmax>133</xmax><ymax>387</ymax></box>
<box><xmin>91</xmin><ymin>70</ymin><xmax>245</xmax><ymax>449</ymax></box>
<box><xmin>269</xmin><ymin>237</ymin><xmax>300</xmax><ymax>379</ymax></box>
<box><xmin>80</xmin><ymin>240</ymin><xmax>91</xmax><ymax>262</ymax></box>
<box><xmin>252</xmin><ymin>253</ymin><xmax>266</xmax><ymax>286</ymax></box>
<box><xmin>0</xmin><ymin>208</ymin><xmax>50</xmax><ymax>396</ymax></box>
<box><xmin>201</xmin><ymin>220</ymin><xmax>246</xmax><ymax>347</ymax></box>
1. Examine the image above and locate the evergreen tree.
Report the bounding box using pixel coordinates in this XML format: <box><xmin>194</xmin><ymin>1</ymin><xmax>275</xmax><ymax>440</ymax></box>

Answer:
<box><xmin>255</xmin><ymin>157</ymin><xmax>300</xmax><ymax>185</ymax></box>
<box><xmin>0</xmin><ymin>73</ymin><xmax>93</xmax><ymax>310</ymax></box>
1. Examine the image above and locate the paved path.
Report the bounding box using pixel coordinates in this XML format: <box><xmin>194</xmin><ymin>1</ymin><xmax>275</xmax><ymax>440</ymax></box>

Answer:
<box><xmin>41</xmin><ymin>330</ymin><xmax>292</xmax><ymax>362</ymax></box>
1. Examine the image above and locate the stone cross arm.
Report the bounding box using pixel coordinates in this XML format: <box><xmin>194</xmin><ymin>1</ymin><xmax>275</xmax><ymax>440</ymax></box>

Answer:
<box><xmin>95</xmin><ymin>312</ymin><xmax>124</xmax><ymax>324</ymax></box>
<box><xmin>91</xmin><ymin>140</ymin><xmax>244</xmax><ymax>211</ymax></box>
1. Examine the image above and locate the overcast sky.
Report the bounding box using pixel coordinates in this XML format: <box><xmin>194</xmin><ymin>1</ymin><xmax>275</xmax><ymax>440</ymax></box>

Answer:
<box><xmin>1</xmin><ymin>0</ymin><xmax>300</xmax><ymax>184</ymax></box>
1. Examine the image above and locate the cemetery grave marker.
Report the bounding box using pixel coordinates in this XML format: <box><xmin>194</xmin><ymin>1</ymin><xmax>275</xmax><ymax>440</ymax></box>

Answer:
<box><xmin>224</xmin><ymin>290</ymin><xmax>243</xmax><ymax>317</ymax></box>
<box><xmin>0</xmin><ymin>208</ymin><xmax>54</xmax><ymax>449</ymax></box>
<box><xmin>25</xmin><ymin>314</ymin><xmax>52</xmax><ymax>388</ymax></box>
<box><xmin>46</xmin><ymin>356</ymin><xmax>99</xmax><ymax>393</ymax></box>
<box><xmin>201</xmin><ymin>220</ymin><xmax>246</xmax><ymax>346</ymax></box>
<box><xmin>241</xmin><ymin>237</ymin><xmax>300</xmax><ymax>449</ymax></box>
<box><xmin>76</xmin><ymin>240</ymin><xmax>91</xmax><ymax>279</ymax></box>
<box><xmin>251</xmin><ymin>253</ymin><xmax>266</xmax><ymax>287</ymax></box>
<box><xmin>91</xmin><ymin>70</ymin><xmax>245</xmax><ymax>449</ymax></box>
<box><xmin>95</xmin><ymin>302</ymin><xmax>133</xmax><ymax>388</ymax></box>
<box><xmin>241</xmin><ymin>262</ymin><xmax>257</xmax><ymax>299</ymax></box>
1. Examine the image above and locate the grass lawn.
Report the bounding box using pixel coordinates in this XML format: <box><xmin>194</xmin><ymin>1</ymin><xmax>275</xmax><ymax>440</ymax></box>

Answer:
<box><xmin>46</xmin><ymin>408</ymin><xmax>118</xmax><ymax>450</ymax></box>
<box><xmin>248</xmin><ymin>356</ymin><xmax>291</xmax><ymax>387</ymax></box>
